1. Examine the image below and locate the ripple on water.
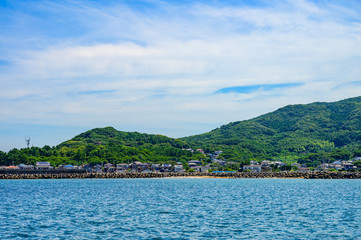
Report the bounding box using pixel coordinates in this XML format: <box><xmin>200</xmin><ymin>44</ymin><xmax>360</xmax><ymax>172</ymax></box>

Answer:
<box><xmin>0</xmin><ymin>178</ymin><xmax>360</xmax><ymax>239</ymax></box>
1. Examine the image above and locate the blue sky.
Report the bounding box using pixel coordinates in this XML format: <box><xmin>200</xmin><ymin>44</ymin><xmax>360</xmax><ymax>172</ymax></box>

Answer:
<box><xmin>1</xmin><ymin>0</ymin><xmax>361</xmax><ymax>151</ymax></box>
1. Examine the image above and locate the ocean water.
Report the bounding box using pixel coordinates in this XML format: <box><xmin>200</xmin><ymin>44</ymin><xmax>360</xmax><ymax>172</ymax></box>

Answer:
<box><xmin>0</xmin><ymin>178</ymin><xmax>360</xmax><ymax>239</ymax></box>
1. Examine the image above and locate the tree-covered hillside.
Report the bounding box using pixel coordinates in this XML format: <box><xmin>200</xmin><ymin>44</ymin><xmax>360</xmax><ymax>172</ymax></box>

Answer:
<box><xmin>1</xmin><ymin>96</ymin><xmax>361</xmax><ymax>167</ymax></box>
<box><xmin>182</xmin><ymin>96</ymin><xmax>361</xmax><ymax>164</ymax></box>
<box><xmin>0</xmin><ymin>127</ymin><xmax>202</xmax><ymax>167</ymax></box>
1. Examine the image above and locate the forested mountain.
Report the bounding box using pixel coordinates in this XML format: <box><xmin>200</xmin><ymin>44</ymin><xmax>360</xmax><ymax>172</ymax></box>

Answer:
<box><xmin>0</xmin><ymin>127</ymin><xmax>199</xmax><ymax>166</ymax></box>
<box><xmin>59</xmin><ymin>127</ymin><xmax>188</xmax><ymax>149</ymax></box>
<box><xmin>182</xmin><ymin>96</ymin><xmax>361</xmax><ymax>164</ymax></box>
<box><xmin>1</xmin><ymin>96</ymin><xmax>361</xmax><ymax>167</ymax></box>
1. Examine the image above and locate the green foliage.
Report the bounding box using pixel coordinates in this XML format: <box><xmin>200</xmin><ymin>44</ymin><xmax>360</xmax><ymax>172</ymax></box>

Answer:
<box><xmin>279</xmin><ymin>165</ymin><xmax>292</xmax><ymax>171</ymax></box>
<box><xmin>182</xmin><ymin>96</ymin><xmax>361</xmax><ymax>162</ymax></box>
<box><xmin>0</xmin><ymin>127</ymin><xmax>195</xmax><ymax>166</ymax></box>
<box><xmin>2</xmin><ymin>96</ymin><xmax>361</xmax><ymax>167</ymax></box>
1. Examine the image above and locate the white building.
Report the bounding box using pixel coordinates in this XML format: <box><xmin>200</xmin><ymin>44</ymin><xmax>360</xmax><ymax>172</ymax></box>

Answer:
<box><xmin>36</xmin><ymin>162</ymin><xmax>53</xmax><ymax>170</ymax></box>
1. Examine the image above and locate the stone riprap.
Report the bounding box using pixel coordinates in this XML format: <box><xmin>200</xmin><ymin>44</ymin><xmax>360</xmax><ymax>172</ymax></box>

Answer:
<box><xmin>0</xmin><ymin>171</ymin><xmax>361</xmax><ymax>179</ymax></box>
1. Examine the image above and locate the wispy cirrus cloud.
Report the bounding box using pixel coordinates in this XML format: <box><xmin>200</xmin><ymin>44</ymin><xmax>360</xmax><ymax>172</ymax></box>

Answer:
<box><xmin>215</xmin><ymin>83</ymin><xmax>304</xmax><ymax>94</ymax></box>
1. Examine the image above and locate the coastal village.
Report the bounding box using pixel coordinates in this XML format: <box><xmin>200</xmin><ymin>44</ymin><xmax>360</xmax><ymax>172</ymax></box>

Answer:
<box><xmin>1</xmin><ymin>149</ymin><xmax>360</xmax><ymax>174</ymax></box>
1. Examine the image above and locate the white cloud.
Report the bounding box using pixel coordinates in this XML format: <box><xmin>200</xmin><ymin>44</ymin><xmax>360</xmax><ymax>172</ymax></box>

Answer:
<box><xmin>0</xmin><ymin>0</ymin><xmax>361</xmax><ymax>150</ymax></box>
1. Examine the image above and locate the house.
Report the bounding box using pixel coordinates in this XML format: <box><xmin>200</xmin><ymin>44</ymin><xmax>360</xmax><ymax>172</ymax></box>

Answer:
<box><xmin>189</xmin><ymin>163</ymin><xmax>198</xmax><ymax>169</ymax></box>
<box><xmin>261</xmin><ymin>165</ymin><xmax>272</xmax><ymax>172</ymax></box>
<box><xmin>212</xmin><ymin>159</ymin><xmax>226</xmax><ymax>166</ymax></box>
<box><xmin>331</xmin><ymin>164</ymin><xmax>343</xmax><ymax>170</ymax></box>
<box><xmin>210</xmin><ymin>151</ymin><xmax>223</xmax><ymax>160</ymax></box>
<box><xmin>342</xmin><ymin>163</ymin><xmax>356</xmax><ymax>170</ymax></box>
<box><xmin>150</xmin><ymin>164</ymin><xmax>160</xmax><ymax>172</ymax></box>
<box><xmin>318</xmin><ymin>163</ymin><xmax>342</xmax><ymax>171</ymax></box>
<box><xmin>273</xmin><ymin>161</ymin><xmax>285</xmax><ymax>167</ymax></box>
<box><xmin>188</xmin><ymin>160</ymin><xmax>202</xmax><ymax>166</ymax></box>
<box><xmin>183</xmin><ymin>148</ymin><xmax>194</xmax><ymax>153</ymax></box>
<box><xmin>104</xmin><ymin>163</ymin><xmax>115</xmax><ymax>173</ymax></box>
<box><xmin>196</xmin><ymin>149</ymin><xmax>205</xmax><ymax>154</ymax></box>
<box><xmin>92</xmin><ymin>164</ymin><xmax>103</xmax><ymax>173</ymax></box>
<box><xmin>63</xmin><ymin>165</ymin><xmax>75</xmax><ymax>170</ymax></box>
<box><xmin>318</xmin><ymin>163</ymin><xmax>330</xmax><ymax>171</ymax></box>
<box><xmin>18</xmin><ymin>164</ymin><xmax>34</xmax><ymax>170</ymax></box>
<box><xmin>332</xmin><ymin>160</ymin><xmax>343</xmax><ymax>165</ymax></box>
<box><xmin>243</xmin><ymin>165</ymin><xmax>262</xmax><ymax>172</ymax></box>
<box><xmin>201</xmin><ymin>165</ymin><xmax>211</xmax><ymax>173</ymax></box>
<box><xmin>174</xmin><ymin>164</ymin><xmax>184</xmax><ymax>172</ymax></box>
<box><xmin>292</xmin><ymin>163</ymin><xmax>301</xmax><ymax>168</ymax></box>
<box><xmin>36</xmin><ymin>162</ymin><xmax>53</xmax><ymax>170</ymax></box>
<box><xmin>161</xmin><ymin>164</ymin><xmax>172</xmax><ymax>172</ymax></box>
<box><xmin>131</xmin><ymin>162</ymin><xmax>150</xmax><ymax>172</ymax></box>
<box><xmin>192</xmin><ymin>165</ymin><xmax>210</xmax><ymax>173</ymax></box>
<box><xmin>261</xmin><ymin>160</ymin><xmax>271</xmax><ymax>166</ymax></box>
<box><xmin>298</xmin><ymin>167</ymin><xmax>310</xmax><ymax>172</ymax></box>
<box><xmin>81</xmin><ymin>164</ymin><xmax>93</xmax><ymax>173</ymax></box>
<box><xmin>116</xmin><ymin>164</ymin><xmax>130</xmax><ymax>173</ymax></box>
<box><xmin>5</xmin><ymin>165</ymin><xmax>20</xmax><ymax>170</ymax></box>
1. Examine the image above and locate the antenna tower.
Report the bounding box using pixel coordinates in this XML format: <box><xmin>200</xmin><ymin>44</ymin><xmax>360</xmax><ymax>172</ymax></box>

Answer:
<box><xmin>25</xmin><ymin>137</ymin><xmax>31</xmax><ymax>148</ymax></box>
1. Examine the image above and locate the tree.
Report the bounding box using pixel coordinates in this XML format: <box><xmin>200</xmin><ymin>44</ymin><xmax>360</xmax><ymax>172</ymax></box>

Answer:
<box><xmin>280</xmin><ymin>165</ymin><xmax>292</xmax><ymax>171</ymax></box>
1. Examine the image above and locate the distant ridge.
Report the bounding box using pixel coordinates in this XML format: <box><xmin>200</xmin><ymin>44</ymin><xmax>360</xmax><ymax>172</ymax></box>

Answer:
<box><xmin>181</xmin><ymin>96</ymin><xmax>361</xmax><ymax>161</ymax></box>
<box><xmin>2</xmin><ymin>96</ymin><xmax>361</xmax><ymax>167</ymax></box>
<box><xmin>59</xmin><ymin>96</ymin><xmax>361</xmax><ymax>163</ymax></box>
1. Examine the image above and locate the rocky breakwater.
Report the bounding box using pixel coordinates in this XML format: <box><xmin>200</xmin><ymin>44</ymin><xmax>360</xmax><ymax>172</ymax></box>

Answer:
<box><xmin>1</xmin><ymin>171</ymin><xmax>361</xmax><ymax>180</ymax></box>
<box><xmin>303</xmin><ymin>171</ymin><xmax>361</xmax><ymax>179</ymax></box>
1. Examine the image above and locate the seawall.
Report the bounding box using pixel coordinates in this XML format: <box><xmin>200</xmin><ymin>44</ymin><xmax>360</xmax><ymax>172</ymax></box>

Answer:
<box><xmin>0</xmin><ymin>171</ymin><xmax>361</xmax><ymax>179</ymax></box>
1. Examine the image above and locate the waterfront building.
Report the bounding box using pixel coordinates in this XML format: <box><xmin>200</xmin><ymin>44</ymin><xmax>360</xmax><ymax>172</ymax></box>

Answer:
<box><xmin>192</xmin><ymin>165</ymin><xmax>210</xmax><ymax>173</ymax></box>
<box><xmin>243</xmin><ymin>165</ymin><xmax>262</xmax><ymax>172</ymax></box>
<box><xmin>131</xmin><ymin>162</ymin><xmax>150</xmax><ymax>172</ymax></box>
<box><xmin>150</xmin><ymin>164</ymin><xmax>160</xmax><ymax>172</ymax></box>
<box><xmin>81</xmin><ymin>164</ymin><xmax>93</xmax><ymax>173</ymax></box>
<box><xmin>174</xmin><ymin>164</ymin><xmax>184</xmax><ymax>172</ymax></box>
<box><xmin>261</xmin><ymin>165</ymin><xmax>272</xmax><ymax>172</ymax></box>
<box><xmin>104</xmin><ymin>163</ymin><xmax>115</xmax><ymax>173</ymax></box>
<box><xmin>342</xmin><ymin>163</ymin><xmax>356</xmax><ymax>170</ymax></box>
<box><xmin>161</xmin><ymin>164</ymin><xmax>172</xmax><ymax>172</ymax></box>
<box><xmin>92</xmin><ymin>164</ymin><xmax>102</xmax><ymax>173</ymax></box>
<box><xmin>64</xmin><ymin>165</ymin><xmax>75</xmax><ymax>170</ymax></box>
<box><xmin>261</xmin><ymin>160</ymin><xmax>271</xmax><ymax>166</ymax></box>
<box><xmin>36</xmin><ymin>162</ymin><xmax>53</xmax><ymax>170</ymax></box>
<box><xmin>5</xmin><ymin>165</ymin><xmax>20</xmax><ymax>170</ymax></box>
<box><xmin>116</xmin><ymin>164</ymin><xmax>130</xmax><ymax>173</ymax></box>
<box><xmin>18</xmin><ymin>164</ymin><xmax>34</xmax><ymax>170</ymax></box>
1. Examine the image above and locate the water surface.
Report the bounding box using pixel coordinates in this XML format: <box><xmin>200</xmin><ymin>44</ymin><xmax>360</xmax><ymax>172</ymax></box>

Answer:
<box><xmin>0</xmin><ymin>178</ymin><xmax>360</xmax><ymax>239</ymax></box>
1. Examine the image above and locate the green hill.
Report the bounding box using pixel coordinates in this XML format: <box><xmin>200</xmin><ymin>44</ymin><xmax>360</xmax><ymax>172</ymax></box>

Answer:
<box><xmin>2</xmin><ymin>96</ymin><xmax>361</xmax><ymax>167</ymax></box>
<box><xmin>1</xmin><ymin>127</ymin><xmax>199</xmax><ymax>167</ymax></box>
<box><xmin>59</xmin><ymin>126</ymin><xmax>187</xmax><ymax>149</ymax></box>
<box><xmin>182</xmin><ymin>96</ymin><xmax>361</xmax><ymax>164</ymax></box>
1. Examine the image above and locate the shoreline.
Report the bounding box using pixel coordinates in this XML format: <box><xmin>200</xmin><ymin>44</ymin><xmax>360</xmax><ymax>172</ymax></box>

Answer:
<box><xmin>1</xmin><ymin>171</ymin><xmax>361</xmax><ymax>180</ymax></box>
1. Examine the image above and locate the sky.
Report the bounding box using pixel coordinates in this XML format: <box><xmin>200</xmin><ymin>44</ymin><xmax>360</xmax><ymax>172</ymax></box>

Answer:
<box><xmin>1</xmin><ymin>0</ymin><xmax>361</xmax><ymax>152</ymax></box>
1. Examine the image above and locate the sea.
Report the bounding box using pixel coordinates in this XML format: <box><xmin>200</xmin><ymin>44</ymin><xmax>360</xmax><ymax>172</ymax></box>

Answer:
<box><xmin>0</xmin><ymin>178</ymin><xmax>360</xmax><ymax>239</ymax></box>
